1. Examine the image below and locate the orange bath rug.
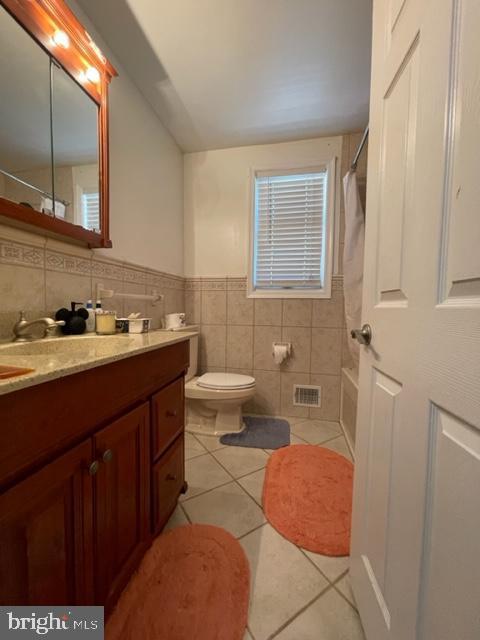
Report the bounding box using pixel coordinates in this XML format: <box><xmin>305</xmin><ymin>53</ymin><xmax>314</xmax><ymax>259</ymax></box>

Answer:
<box><xmin>263</xmin><ymin>444</ymin><xmax>353</xmax><ymax>555</ymax></box>
<box><xmin>106</xmin><ymin>524</ymin><xmax>250</xmax><ymax>640</ymax></box>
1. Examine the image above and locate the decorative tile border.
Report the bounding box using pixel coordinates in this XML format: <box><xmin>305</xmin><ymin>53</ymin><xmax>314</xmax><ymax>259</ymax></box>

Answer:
<box><xmin>186</xmin><ymin>274</ymin><xmax>344</xmax><ymax>293</ymax></box>
<box><xmin>46</xmin><ymin>250</ymin><xmax>92</xmax><ymax>276</ymax></box>
<box><xmin>162</xmin><ymin>275</ymin><xmax>185</xmax><ymax>290</ymax></box>
<box><xmin>0</xmin><ymin>233</ymin><xmax>185</xmax><ymax>289</ymax></box>
<box><xmin>199</xmin><ymin>278</ymin><xmax>227</xmax><ymax>291</ymax></box>
<box><xmin>227</xmin><ymin>277</ymin><xmax>247</xmax><ymax>291</ymax></box>
<box><xmin>145</xmin><ymin>270</ymin><xmax>162</xmax><ymax>288</ymax></box>
<box><xmin>123</xmin><ymin>265</ymin><xmax>147</xmax><ymax>286</ymax></box>
<box><xmin>0</xmin><ymin>232</ymin><xmax>344</xmax><ymax>296</ymax></box>
<box><xmin>0</xmin><ymin>239</ymin><xmax>45</xmax><ymax>268</ymax></box>
<box><xmin>184</xmin><ymin>278</ymin><xmax>202</xmax><ymax>291</ymax></box>
<box><xmin>91</xmin><ymin>259</ymin><xmax>124</xmax><ymax>282</ymax></box>
<box><xmin>146</xmin><ymin>271</ymin><xmax>185</xmax><ymax>290</ymax></box>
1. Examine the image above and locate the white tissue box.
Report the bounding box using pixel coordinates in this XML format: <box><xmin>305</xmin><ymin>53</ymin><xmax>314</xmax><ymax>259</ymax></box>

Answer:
<box><xmin>116</xmin><ymin>318</ymin><xmax>151</xmax><ymax>333</ymax></box>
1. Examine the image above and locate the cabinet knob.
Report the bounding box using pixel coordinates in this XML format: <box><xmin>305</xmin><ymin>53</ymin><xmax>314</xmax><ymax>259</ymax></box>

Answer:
<box><xmin>166</xmin><ymin>473</ymin><xmax>177</xmax><ymax>481</ymax></box>
<box><xmin>102</xmin><ymin>449</ymin><xmax>113</xmax><ymax>463</ymax></box>
<box><xmin>166</xmin><ymin>410</ymin><xmax>178</xmax><ymax>418</ymax></box>
<box><xmin>88</xmin><ymin>460</ymin><xmax>100</xmax><ymax>476</ymax></box>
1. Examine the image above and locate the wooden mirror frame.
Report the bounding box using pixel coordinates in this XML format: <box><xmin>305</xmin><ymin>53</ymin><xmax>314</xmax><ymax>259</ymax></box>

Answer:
<box><xmin>0</xmin><ymin>0</ymin><xmax>117</xmax><ymax>248</ymax></box>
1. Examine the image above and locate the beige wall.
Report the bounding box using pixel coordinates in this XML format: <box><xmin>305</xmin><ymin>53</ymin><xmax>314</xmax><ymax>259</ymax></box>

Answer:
<box><xmin>67</xmin><ymin>0</ymin><xmax>184</xmax><ymax>276</ymax></box>
<box><xmin>184</xmin><ymin>136</ymin><xmax>343</xmax><ymax>278</ymax></box>
<box><xmin>101</xmin><ymin>70</ymin><xmax>183</xmax><ymax>274</ymax></box>
<box><xmin>183</xmin><ymin>132</ymin><xmax>367</xmax><ymax>418</ymax></box>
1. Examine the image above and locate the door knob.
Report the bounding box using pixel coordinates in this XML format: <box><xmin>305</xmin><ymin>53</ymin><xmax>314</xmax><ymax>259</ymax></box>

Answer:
<box><xmin>351</xmin><ymin>324</ymin><xmax>372</xmax><ymax>346</ymax></box>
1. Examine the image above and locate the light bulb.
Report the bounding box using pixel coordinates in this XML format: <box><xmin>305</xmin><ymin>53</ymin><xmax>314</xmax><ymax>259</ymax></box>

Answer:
<box><xmin>52</xmin><ymin>29</ymin><xmax>70</xmax><ymax>49</ymax></box>
<box><xmin>85</xmin><ymin>66</ymin><xmax>100</xmax><ymax>84</ymax></box>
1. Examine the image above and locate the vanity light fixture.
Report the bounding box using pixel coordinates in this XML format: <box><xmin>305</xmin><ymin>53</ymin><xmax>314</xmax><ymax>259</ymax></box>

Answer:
<box><xmin>85</xmin><ymin>66</ymin><xmax>100</xmax><ymax>84</ymax></box>
<box><xmin>52</xmin><ymin>29</ymin><xmax>70</xmax><ymax>49</ymax></box>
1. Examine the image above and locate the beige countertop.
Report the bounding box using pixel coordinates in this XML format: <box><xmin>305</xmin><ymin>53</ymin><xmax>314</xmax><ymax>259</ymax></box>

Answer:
<box><xmin>0</xmin><ymin>330</ymin><xmax>197</xmax><ymax>397</ymax></box>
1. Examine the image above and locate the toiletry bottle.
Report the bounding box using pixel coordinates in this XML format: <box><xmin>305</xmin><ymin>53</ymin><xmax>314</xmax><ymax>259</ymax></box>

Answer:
<box><xmin>95</xmin><ymin>300</ymin><xmax>102</xmax><ymax>333</ymax></box>
<box><xmin>85</xmin><ymin>300</ymin><xmax>95</xmax><ymax>332</ymax></box>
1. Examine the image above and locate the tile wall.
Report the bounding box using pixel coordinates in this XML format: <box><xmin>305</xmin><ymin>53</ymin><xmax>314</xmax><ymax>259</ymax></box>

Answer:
<box><xmin>0</xmin><ymin>226</ymin><xmax>185</xmax><ymax>340</ymax></box>
<box><xmin>185</xmin><ymin>276</ymin><xmax>346</xmax><ymax>420</ymax></box>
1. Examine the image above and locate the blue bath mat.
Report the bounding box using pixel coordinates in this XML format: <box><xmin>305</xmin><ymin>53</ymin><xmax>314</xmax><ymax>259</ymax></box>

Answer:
<box><xmin>220</xmin><ymin>416</ymin><xmax>290</xmax><ymax>449</ymax></box>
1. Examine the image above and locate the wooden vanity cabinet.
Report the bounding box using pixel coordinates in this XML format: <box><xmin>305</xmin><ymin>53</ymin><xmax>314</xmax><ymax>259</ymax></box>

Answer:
<box><xmin>0</xmin><ymin>440</ymin><xmax>94</xmax><ymax>606</ymax></box>
<box><xmin>93</xmin><ymin>403</ymin><xmax>150</xmax><ymax>611</ymax></box>
<box><xmin>152</xmin><ymin>378</ymin><xmax>184</xmax><ymax>458</ymax></box>
<box><xmin>0</xmin><ymin>340</ymin><xmax>188</xmax><ymax>610</ymax></box>
<box><xmin>151</xmin><ymin>377</ymin><xmax>186</xmax><ymax>534</ymax></box>
<box><xmin>152</xmin><ymin>436</ymin><xmax>185</xmax><ymax>534</ymax></box>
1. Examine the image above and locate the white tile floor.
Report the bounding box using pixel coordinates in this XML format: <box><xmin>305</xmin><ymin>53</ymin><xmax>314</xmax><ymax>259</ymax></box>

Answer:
<box><xmin>167</xmin><ymin>417</ymin><xmax>365</xmax><ymax>640</ymax></box>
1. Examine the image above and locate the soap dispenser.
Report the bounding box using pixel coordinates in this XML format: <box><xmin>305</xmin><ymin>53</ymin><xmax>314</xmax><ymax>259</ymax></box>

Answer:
<box><xmin>85</xmin><ymin>300</ymin><xmax>95</xmax><ymax>332</ymax></box>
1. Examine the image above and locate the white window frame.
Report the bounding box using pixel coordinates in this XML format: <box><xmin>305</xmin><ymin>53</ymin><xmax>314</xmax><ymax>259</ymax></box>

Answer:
<box><xmin>72</xmin><ymin>165</ymin><xmax>100</xmax><ymax>229</ymax></box>
<box><xmin>247</xmin><ymin>158</ymin><xmax>337</xmax><ymax>299</ymax></box>
<box><xmin>81</xmin><ymin>188</ymin><xmax>100</xmax><ymax>231</ymax></box>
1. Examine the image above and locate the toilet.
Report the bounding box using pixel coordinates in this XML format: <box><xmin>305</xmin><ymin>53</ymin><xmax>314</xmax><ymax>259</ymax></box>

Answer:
<box><xmin>181</xmin><ymin>327</ymin><xmax>256</xmax><ymax>436</ymax></box>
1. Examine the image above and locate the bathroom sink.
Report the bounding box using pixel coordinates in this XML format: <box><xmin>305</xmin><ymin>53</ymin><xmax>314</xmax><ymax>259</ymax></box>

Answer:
<box><xmin>0</xmin><ymin>335</ymin><xmax>135</xmax><ymax>357</ymax></box>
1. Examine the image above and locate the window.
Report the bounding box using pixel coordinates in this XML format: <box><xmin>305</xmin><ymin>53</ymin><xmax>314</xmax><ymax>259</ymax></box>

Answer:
<box><xmin>81</xmin><ymin>189</ymin><xmax>100</xmax><ymax>232</ymax></box>
<box><xmin>249</xmin><ymin>163</ymin><xmax>335</xmax><ymax>298</ymax></box>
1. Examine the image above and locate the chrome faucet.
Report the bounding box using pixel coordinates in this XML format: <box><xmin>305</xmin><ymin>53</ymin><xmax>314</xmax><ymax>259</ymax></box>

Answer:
<box><xmin>12</xmin><ymin>311</ymin><xmax>65</xmax><ymax>342</ymax></box>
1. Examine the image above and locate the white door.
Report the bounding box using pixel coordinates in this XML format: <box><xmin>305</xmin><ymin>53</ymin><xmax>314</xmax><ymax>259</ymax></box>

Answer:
<box><xmin>350</xmin><ymin>0</ymin><xmax>480</xmax><ymax>639</ymax></box>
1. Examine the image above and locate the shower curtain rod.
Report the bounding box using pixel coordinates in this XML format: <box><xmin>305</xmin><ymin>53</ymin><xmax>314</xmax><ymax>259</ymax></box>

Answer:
<box><xmin>351</xmin><ymin>124</ymin><xmax>369</xmax><ymax>171</ymax></box>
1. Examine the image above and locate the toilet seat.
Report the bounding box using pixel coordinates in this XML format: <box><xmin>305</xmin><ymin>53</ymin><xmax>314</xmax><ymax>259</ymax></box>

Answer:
<box><xmin>196</xmin><ymin>372</ymin><xmax>255</xmax><ymax>390</ymax></box>
<box><xmin>185</xmin><ymin>376</ymin><xmax>256</xmax><ymax>402</ymax></box>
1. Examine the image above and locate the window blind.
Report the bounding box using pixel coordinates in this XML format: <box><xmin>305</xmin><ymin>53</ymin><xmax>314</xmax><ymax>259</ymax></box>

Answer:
<box><xmin>253</xmin><ymin>170</ymin><xmax>327</xmax><ymax>290</ymax></box>
<box><xmin>81</xmin><ymin>190</ymin><xmax>100</xmax><ymax>232</ymax></box>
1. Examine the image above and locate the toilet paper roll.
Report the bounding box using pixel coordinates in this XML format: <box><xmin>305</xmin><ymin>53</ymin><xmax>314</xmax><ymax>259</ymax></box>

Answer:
<box><xmin>273</xmin><ymin>344</ymin><xmax>289</xmax><ymax>365</ymax></box>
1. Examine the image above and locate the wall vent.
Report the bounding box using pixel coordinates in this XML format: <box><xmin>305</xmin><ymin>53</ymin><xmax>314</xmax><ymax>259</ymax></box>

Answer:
<box><xmin>293</xmin><ymin>384</ymin><xmax>321</xmax><ymax>408</ymax></box>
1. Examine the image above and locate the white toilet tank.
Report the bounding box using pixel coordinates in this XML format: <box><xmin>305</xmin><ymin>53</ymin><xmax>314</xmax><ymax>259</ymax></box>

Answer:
<box><xmin>170</xmin><ymin>325</ymin><xmax>198</xmax><ymax>381</ymax></box>
<box><xmin>186</xmin><ymin>333</ymin><xmax>198</xmax><ymax>381</ymax></box>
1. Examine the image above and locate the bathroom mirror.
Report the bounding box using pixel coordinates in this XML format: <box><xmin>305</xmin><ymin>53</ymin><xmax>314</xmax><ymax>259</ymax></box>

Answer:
<box><xmin>51</xmin><ymin>63</ymin><xmax>100</xmax><ymax>231</ymax></box>
<box><xmin>0</xmin><ymin>0</ymin><xmax>116</xmax><ymax>248</ymax></box>
<box><xmin>0</xmin><ymin>7</ymin><xmax>53</xmax><ymax>216</ymax></box>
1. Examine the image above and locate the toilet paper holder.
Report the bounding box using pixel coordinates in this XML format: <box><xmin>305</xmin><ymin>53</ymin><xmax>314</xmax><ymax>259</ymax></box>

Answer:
<box><xmin>272</xmin><ymin>342</ymin><xmax>292</xmax><ymax>364</ymax></box>
<box><xmin>272</xmin><ymin>342</ymin><xmax>291</xmax><ymax>355</ymax></box>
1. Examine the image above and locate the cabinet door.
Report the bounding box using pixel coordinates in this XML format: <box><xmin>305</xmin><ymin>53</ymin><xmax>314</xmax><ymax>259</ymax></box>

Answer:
<box><xmin>0</xmin><ymin>440</ymin><xmax>94</xmax><ymax>605</ymax></box>
<box><xmin>94</xmin><ymin>403</ymin><xmax>150</xmax><ymax>610</ymax></box>
<box><xmin>151</xmin><ymin>377</ymin><xmax>184</xmax><ymax>460</ymax></box>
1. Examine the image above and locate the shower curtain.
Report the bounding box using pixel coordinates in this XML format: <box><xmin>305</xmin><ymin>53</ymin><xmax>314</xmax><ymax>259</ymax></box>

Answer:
<box><xmin>343</xmin><ymin>170</ymin><xmax>365</xmax><ymax>370</ymax></box>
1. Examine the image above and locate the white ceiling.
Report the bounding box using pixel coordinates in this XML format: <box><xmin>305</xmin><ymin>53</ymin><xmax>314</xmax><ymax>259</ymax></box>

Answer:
<box><xmin>76</xmin><ymin>0</ymin><xmax>372</xmax><ymax>152</ymax></box>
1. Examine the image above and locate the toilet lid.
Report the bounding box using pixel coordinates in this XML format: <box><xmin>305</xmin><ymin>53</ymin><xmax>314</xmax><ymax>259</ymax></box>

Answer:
<box><xmin>197</xmin><ymin>373</ymin><xmax>255</xmax><ymax>390</ymax></box>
